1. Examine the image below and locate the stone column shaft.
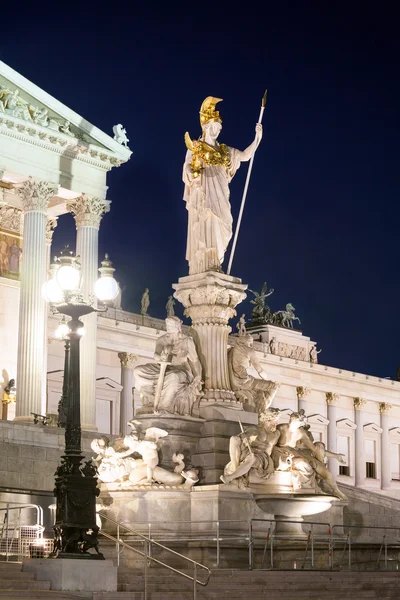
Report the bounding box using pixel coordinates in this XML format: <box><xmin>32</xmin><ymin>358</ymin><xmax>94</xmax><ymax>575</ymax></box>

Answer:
<box><xmin>380</xmin><ymin>403</ymin><xmax>392</xmax><ymax>490</ymax></box>
<box><xmin>118</xmin><ymin>353</ymin><xmax>137</xmax><ymax>436</ymax></box>
<box><xmin>354</xmin><ymin>397</ymin><xmax>366</xmax><ymax>487</ymax></box>
<box><xmin>68</xmin><ymin>195</ymin><xmax>110</xmax><ymax>430</ymax></box>
<box><xmin>326</xmin><ymin>393</ymin><xmax>339</xmax><ymax>478</ymax></box>
<box><xmin>16</xmin><ymin>178</ymin><xmax>58</xmax><ymax>420</ymax></box>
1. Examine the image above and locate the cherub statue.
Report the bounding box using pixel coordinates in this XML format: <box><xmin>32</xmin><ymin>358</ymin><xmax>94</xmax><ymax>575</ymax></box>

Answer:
<box><xmin>228</xmin><ymin>333</ymin><xmax>279</xmax><ymax>412</ymax></box>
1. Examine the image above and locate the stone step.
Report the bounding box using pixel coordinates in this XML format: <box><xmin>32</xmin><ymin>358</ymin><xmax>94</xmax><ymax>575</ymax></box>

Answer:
<box><xmin>0</xmin><ymin>592</ymin><xmax>91</xmax><ymax>599</ymax></box>
<box><xmin>0</xmin><ymin>562</ymin><xmax>23</xmax><ymax>571</ymax></box>
<box><xmin>0</xmin><ymin>570</ymin><xmax>35</xmax><ymax>580</ymax></box>
<box><xmin>0</xmin><ymin>579</ymin><xmax>51</xmax><ymax>590</ymax></box>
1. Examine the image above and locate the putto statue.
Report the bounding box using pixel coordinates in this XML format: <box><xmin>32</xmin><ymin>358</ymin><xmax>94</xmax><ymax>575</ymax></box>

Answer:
<box><xmin>91</xmin><ymin>422</ymin><xmax>199</xmax><ymax>489</ymax></box>
<box><xmin>228</xmin><ymin>334</ymin><xmax>279</xmax><ymax>411</ymax></box>
<box><xmin>221</xmin><ymin>408</ymin><xmax>347</xmax><ymax>500</ymax></box>
<box><xmin>183</xmin><ymin>97</ymin><xmax>263</xmax><ymax>275</ymax></box>
<box><xmin>133</xmin><ymin>316</ymin><xmax>202</xmax><ymax>415</ymax></box>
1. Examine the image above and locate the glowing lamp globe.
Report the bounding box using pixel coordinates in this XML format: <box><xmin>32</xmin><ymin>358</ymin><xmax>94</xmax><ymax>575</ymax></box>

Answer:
<box><xmin>94</xmin><ymin>254</ymin><xmax>118</xmax><ymax>302</ymax></box>
<box><xmin>94</xmin><ymin>276</ymin><xmax>119</xmax><ymax>302</ymax></box>
<box><xmin>42</xmin><ymin>278</ymin><xmax>63</xmax><ymax>303</ymax></box>
<box><xmin>55</xmin><ymin>319</ymin><xmax>70</xmax><ymax>339</ymax></box>
<box><xmin>56</xmin><ymin>264</ymin><xmax>80</xmax><ymax>292</ymax></box>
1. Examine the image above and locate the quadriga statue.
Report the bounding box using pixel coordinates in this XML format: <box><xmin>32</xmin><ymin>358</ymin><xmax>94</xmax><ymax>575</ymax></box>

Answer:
<box><xmin>91</xmin><ymin>422</ymin><xmax>199</xmax><ymax>489</ymax></box>
<box><xmin>133</xmin><ymin>316</ymin><xmax>202</xmax><ymax>416</ymax></box>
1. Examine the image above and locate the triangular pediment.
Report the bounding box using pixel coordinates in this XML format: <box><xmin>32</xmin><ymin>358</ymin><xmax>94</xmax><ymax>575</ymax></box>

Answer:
<box><xmin>364</xmin><ymin>422</ymin><xmax>383</xmax><ymax>434</ymax></box>
<box><xmin>336</xmin><ymin>418</ymin><xmax>357</xmax><ymax>430</ymax></box>
<box><xmin>0</xmin><ymin>61</ymin><xmax>131</xmax><ymax>163</ymax></box>
<box><xmin>307</xmin><ymin>413</ymin><xmax>329</xmax><ymax>426</ymax></box>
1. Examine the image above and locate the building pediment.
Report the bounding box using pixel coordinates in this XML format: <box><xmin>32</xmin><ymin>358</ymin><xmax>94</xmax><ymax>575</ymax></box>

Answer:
<box><xmin>364</xmin><ymin>422</ymin><xmax>383</xmax><ymax>434</ymax></box>
<box><xmin>96</xmin><ymin>377</ymin><xmax>123</xmax><ymax>392</ymax></box>
<box><xmin>0</xmin><ymin>61</ymin><xmax>132</xmax><ymax>166</ymax></box>
<box><xmin>337</xmin><ymin>418</ymin><xmax>357</xmax><ymax>430</ymax></box>
<box><xmin>307</xmin><ymin>413</ymin><xmax>329</xmax><ymax>426</ymax></box>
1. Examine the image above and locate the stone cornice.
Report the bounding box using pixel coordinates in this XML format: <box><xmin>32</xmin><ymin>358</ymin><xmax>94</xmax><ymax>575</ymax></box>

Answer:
<box><xmin>67</xmin><ymin>194</ymin><xmax>111</xmax><ymax>229</ymax></box>
<box><xmin>0</xmin><ymin>117</ymin><xmax>124</xmax><ymax>170</ymax></box>
<box><xmin>118</xmin><ymin>352</ymin><xmax>138</xmax><ymax>369</ymax></box>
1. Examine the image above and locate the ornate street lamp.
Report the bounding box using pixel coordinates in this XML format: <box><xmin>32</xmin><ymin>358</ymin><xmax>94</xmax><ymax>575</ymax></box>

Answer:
<box><xmin>43</xmin><ymin>246</ymin><xmax>118</xmax><ymax>559</ymax></box>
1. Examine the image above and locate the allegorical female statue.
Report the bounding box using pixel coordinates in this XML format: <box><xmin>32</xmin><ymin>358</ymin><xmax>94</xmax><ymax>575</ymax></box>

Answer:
<box><xmin>133</xmin><ymin>316</ymin><xmax>202</xmax><ymax>415</ymax></box>
<box><xmin>183</xmin><ymin>97</ymin><xmax>263</xmax><ymax>275</ymax></box>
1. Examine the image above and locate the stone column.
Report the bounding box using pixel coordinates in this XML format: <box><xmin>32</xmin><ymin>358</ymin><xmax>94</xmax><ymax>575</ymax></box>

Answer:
<box><xmin>15</xmin><ymin>178</ymin><xmax>58</xmax><ymax>421</ymax></box>
<box><xmin>354</xmin><ymin>397</ymin><xmax>366</xmax><ymax>487</ymax></box>
<box><xmin>43</xmin><ymin>217</ymin><xmax>58</xmax><ymax>414</ymax></box>
<box><xmin>118</xmin><ymin>352</ymin><xmax>137</xmax><ymax>436</ymax></box>
<box><xmin>326</xmin><ymin>392</ymin><xmax>339</xmax><ymax>477</ymax></box>
<box><xmin>173</xmin><ymin>272</ymin><xmax>247</xmax><ymax>408</ymax></box>
<box><xmin>296</xmin><ymin>386</ymin><xmax>311</xmax><ymax>413</ymax></box>
<box><xmin>68</xmin><ymin>194</ymin><xmax>110</xmax><ymax>430</ymax></box>
<box><xmin>380</xmin><ymin>402</ymin><xmax>392</xmax><ymax>490</ymax></box>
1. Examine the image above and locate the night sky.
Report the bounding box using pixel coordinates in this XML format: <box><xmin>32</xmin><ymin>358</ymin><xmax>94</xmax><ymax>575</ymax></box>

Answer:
<box><xmin>2</xmin><ymin>5</ymin><xmax>399</xmax><ymax>378</ymax></box>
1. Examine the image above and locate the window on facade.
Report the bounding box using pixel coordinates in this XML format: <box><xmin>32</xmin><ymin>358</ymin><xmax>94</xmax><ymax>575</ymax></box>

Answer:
<box><xmin>365</xmin><ymin>439</ymin><xmax>376</xmax><ymax>479</ymax></box>
<box><xmin>391</xmin><ymin>443</ymin><xmax>400</xmax><ymax>480</ymax></box>
<box><xmin>366</xmin><ymin>462</ymin><xmax>376</xmax><ymax>478</ymax></box>
<box><xmin>337</xmin><ymin>435</ymin><xmax>350</xmax><ymax>476</ymax></box>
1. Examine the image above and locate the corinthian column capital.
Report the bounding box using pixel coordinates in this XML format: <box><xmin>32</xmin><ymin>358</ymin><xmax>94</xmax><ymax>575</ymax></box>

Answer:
<box><xmin>296</xmin><ymin>386</ymin><xmax>311</xmax><ymax>400</ymax></box>
<box><xmin>353</xmin><ymin>397</ymin><xmax>366</xmax><ymax>410</ymax></box>
<box><xmin>67</xmin><ymin>194</ymin><xmax>111</xmax><ymax>229</ymax></box>
<box><xmin>118</xmin><ymin>352</ymin><xmax>138</xmax><ymax>369</ymax></box>
<box><xmin>326</xmin><ymin>392</ymin><xmax>339</xmax><ymax>406</ymax></box>
<box><xmin>379</xmin><ymin>402</ymin><xmax>392</xmax><ymax>415</ymax></box>
<box><xmin>17</xmin><ymin>177</ymin><xmax>59</xmax><ymax>213</ymax></box>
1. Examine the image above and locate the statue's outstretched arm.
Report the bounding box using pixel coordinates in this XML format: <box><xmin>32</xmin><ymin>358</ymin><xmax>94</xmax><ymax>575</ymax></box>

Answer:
<box><xmin>238</xmin><ymin>123</ymin><xmax>263</xmax><ymax>162</ymax></box>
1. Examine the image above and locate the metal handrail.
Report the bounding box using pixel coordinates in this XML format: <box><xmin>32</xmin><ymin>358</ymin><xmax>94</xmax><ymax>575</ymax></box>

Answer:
<box><xmin>99</xmin><ymin>512</ymin><xmax>211</xmax><ymax>600</ymax></box>
<box><xmin>330</xmin><ymin>524</ymin><xmax>400</xmax><ymax>571</ymax></box>
<box><xmin>0</xmin><ymin>503</ymin><xmax>44</xmax><ymax>562</ymax></box>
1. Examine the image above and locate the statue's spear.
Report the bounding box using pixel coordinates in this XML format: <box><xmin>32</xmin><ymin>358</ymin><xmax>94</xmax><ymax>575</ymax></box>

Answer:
<box><xmin>227</xmin><ymin>90</ymin><xmax>268</xmax><ymax>276</ymax></box>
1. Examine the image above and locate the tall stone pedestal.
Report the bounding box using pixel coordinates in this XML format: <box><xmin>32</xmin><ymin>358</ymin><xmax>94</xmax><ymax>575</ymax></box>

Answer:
<box><xmin>173</xmin><ymin>271</ymin><xmax>247</xmax><ymax>408</ymax></box>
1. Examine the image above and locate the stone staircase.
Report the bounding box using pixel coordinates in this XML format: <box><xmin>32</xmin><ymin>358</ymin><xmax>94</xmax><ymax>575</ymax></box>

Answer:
<box><xmin>0</xmin><ymin>561</ymin><xmax>399</xmax><ymax>599</ymax></box>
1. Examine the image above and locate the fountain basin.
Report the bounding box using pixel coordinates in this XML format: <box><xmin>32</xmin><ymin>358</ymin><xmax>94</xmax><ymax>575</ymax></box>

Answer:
<box><xmin>254</xmin><ymin>493</ymin><xmax>337</xmax><ymax>536</ymax></box>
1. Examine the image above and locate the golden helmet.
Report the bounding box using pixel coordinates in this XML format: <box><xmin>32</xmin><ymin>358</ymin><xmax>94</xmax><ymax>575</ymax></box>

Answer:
<box><xmin>199</xmin><ymin>96</ymin><xmax>223</xmax><ymax>127</ymax></box>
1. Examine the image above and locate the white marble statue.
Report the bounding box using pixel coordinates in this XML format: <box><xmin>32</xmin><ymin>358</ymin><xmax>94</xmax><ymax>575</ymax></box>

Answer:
<box><xmin>91</xmin><ymin>423</ymin><xmax>199</xmax><ymax>488</ymax></box>
<box><xmin>165</xmin><ymin>295</ymin><xmax>175</xmax><ymax>317</ymax></box>
<box><xmin>228</xmin><ymin>333</ymin><xmax>279</xmax><ymax>411</ymax></box>
<box><xmin>221</xmin><ymin>408</ymin><xmax>281</xmax><ymax>486</ymax></box>
<box><xmin>236</xmin><ymin>313</ymin><xmax>247</xmax><ymax>336</ymax></box>
<box><xmin>133</xmin><ymin>316</ymin><xmax>202</xmax><ymax>415</ymax></box>
<box><xmin>183</xmin><ymin>96</ymin><xmax>263</xmax><ymax>274</ymax></box>
<box><xmin>309</xmin><ymin>344</ymin><xmax>322</xmax><ymax>364</ymax></box>
<box><xmin>113</xmin><ymin>124</ymin><xmax>129</xmax><ymax>146</ymax></box>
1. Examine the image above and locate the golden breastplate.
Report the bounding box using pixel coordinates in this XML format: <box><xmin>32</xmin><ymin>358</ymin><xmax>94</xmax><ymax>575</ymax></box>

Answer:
<box><xmin>185</xmin><ymin>132</ymin><xmax>231</xmax><ymax>178</ymax></box>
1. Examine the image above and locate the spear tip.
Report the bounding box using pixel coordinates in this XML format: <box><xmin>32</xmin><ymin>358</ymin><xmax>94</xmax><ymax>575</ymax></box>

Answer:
<box><xmin>262</xmin><ymin>89</ymin><xmax>268</xmax><ymax>108</ymax></box>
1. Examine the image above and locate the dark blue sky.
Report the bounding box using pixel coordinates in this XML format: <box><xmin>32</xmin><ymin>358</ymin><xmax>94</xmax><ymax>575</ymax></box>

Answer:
<box><xmin>2</xmin><ymin>5</ymin><xmax>399</xmax><ymax>378</ymax></box>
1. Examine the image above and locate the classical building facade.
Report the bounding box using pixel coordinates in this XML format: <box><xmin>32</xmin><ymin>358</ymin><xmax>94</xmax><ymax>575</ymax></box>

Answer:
<box><xmin>1</xmin><ymin>59</ymin><xmax>400</xmax><ymax>508</ymax></box>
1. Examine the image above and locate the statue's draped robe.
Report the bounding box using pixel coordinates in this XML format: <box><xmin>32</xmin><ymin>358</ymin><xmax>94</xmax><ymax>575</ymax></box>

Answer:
<box><xmin>183</xmin><ymin>146</ymin><xmax>242</xmax><ymax>274</ymax></box>
<box><xmin>134</xmin><ymin>332</ymin><xmax>201</xmax><ymax>415</ymax></box>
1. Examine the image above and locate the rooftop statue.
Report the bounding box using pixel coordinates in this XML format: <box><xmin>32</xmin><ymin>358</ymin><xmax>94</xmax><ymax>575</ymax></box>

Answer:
<box><xmin>133</xmin><ymin>316</ymin><xmax>202</xmax><ymax>415</ymax></box>
<box><xmin>228</xmin><ymin>333</ymin><xmax>279</xmax><ymax>412</ymax></box>
<box><xmin>165</xmin><ymin>295</ymin><xmax>176</xmax><ymax>318</ymax></box>
<box><xmin>140</xmin><ymin>288</ymin><xmax>150</xmax><ymax>316</ymax></box>
<box><xmin>249</xmin><ymin>281</ymin><xmax>274</xmax><ymax>325</ymax></box>
<box><xmin>91</xmin><ymin>422</ymin><xmax>199</xmax><ymax>489</ymax></box>
<box><xmin>273</xmin><ymin>302</ymin><xmax>301</xmax><ymax>329</ymax></box>
<box><xmin>183</xmin><ymin>97</ymin><xmax>262</xmax><ymax>275</ymax></box>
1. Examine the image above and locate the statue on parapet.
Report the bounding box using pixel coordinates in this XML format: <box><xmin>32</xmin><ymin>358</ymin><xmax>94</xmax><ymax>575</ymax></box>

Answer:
<box><xmin>140</xmin><ymin>288</ymin><xmax>150</xmax><ymax>316</ymax></box>
<box><xmin>91</xmin><ymin>422</ymin><xmax>199</xmax><ymax>489</ymax></box>
<box><xmin>236</xmin><ymin>314</ymin><xmax>247</xmax><ymax>336</ymax></box>
<box><xmin>183</xmin><ymin>96</ymin><xmax>263</xmax><ymax>275</ymax></box>
<box><xmin>228</xmin><ymin>333</ymin><xmax>279</xmax><ymax>412</ymax></box>
<box><xmin>273</xmin><ymin>303</ymin><xmax>301</xmax><ymax>329</ymax></box>
<box><xmin>133</xmin><ymin>316</ymin><xmax>203</xmax><ymax>416</ymax></box>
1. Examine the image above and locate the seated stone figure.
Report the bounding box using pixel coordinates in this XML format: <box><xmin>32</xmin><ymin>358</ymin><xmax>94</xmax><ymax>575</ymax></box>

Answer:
<box><xmin>228</xmin><ymin>333</ymin><xmax>279</xmax><ymax>411</ymax></box>
<box><xmin>134</xmin><ymin>316</ymin><xmax>202</xmax><ymax>415</ymax></box>
<box><xmin>221</xmin><ymin>408</ymin><xmax>281</xmax><ymax>486</ymax></box>
<box><xmin>273</xmin><ymin>411</ymin><xmax>347</xmax><ymax>500</ymax></box>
